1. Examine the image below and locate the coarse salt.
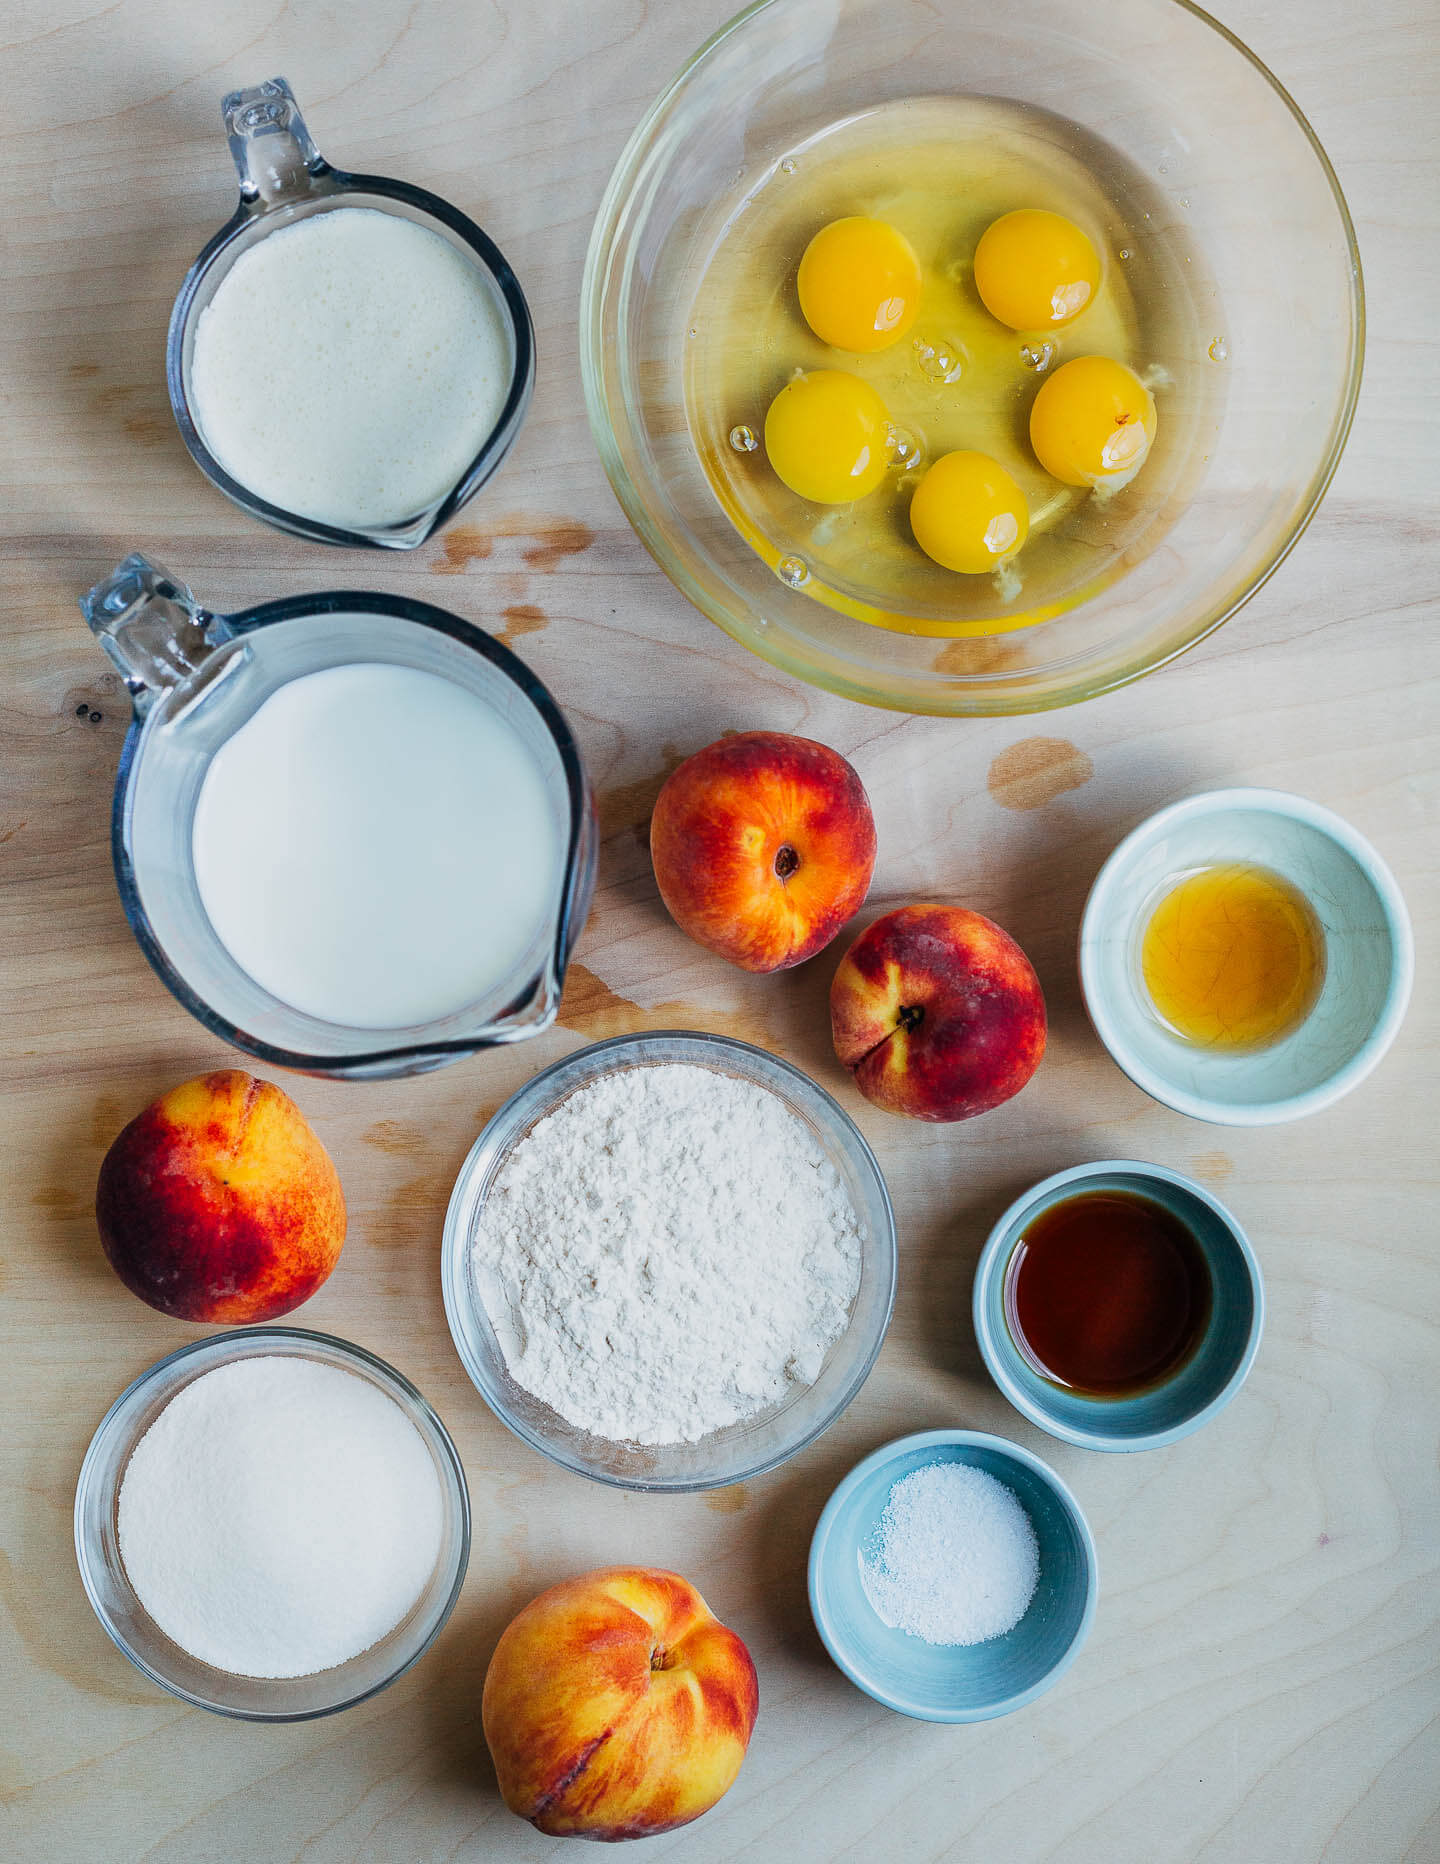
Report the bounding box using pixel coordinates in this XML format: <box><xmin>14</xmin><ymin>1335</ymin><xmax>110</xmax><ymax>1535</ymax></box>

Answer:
<box><xmin>860</xmin><ymin>1461</ymin><xmax>1040</xmax><ymax>1646</ymax></box>
<box><xmin>117</xmin><ymin>1357</ymin><xmax>444</xmax><ymax>1679</ymax></box>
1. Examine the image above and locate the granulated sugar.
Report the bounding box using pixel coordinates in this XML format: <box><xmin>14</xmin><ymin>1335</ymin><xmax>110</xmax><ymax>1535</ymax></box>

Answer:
<box><xmin>117</xmin><ymin>1357</ymin><xmax>444</xmax><ymax>1678</ymax></box>
<box><xmin>470</xmin><ymin>1062</ymin><xmax>863</xmax><ymax>1444</ymax></box>
<box><xmin>860</xmin><ymin>1461</ymin><xmax>1040</xmax><ymax>1645</ymax></box>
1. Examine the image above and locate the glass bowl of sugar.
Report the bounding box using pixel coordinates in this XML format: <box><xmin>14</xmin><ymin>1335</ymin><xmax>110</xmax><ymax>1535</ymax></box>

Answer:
<box><xmin>442</xmin><ymin>1030</ymin><xmax>898</xmax><ymax>1490</ymax></box>
<box><xmin>74</xmin><ymin>1328</ymin><xmax>470</xmax><ymax>1719</ymax></box>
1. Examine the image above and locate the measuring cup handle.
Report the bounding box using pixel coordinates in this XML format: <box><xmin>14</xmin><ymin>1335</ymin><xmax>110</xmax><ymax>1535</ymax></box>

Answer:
<box><xmin>80</xmin><ymin>554</ymin><xmax>231</xmax><ymax>716</ymax></box>
<box><xmin>222</xmin><ymin>77</ymin><xmax>330</xmax><ymax>209</ymax></box>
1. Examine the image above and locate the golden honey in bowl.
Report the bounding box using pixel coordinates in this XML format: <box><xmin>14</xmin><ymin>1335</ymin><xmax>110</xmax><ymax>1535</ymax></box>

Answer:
<box><xmin>684</xmin><ymin>95</ymin><xmax>1223</xmax><ymax>636</ymax></box>
<box><xmin>1140</xmin><ymin>862</ymin><xmax>1326</xmax><ymax>1052</ymax></box>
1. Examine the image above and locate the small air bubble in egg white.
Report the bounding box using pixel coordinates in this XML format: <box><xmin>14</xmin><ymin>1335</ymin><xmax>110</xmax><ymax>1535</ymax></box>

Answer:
<box><xmin>1119</xmin><ymin>248</ymin><xmax>1133</xmax><ymax>261</ymax></box>
<box><xmin>780</xmin><ymin>158</ymin><xmax>797</xmax><ymax>175</ymax></box>
<box><xmin>1208</xmin><ymin>337</ymin><xmax>1229</xmax><ymax>363</ymax></box>
<box><xmin>1020</xmin><ymin>340</ymin><xmax>1055</xmax><ymax>373</ymax></box>
<box><xmin>776</xmin><ymin>555</ymin><xmax>809</xmax><ymax>587</ymax></box>
<box><xmin>924</xmin><ymin>344</ymin><xmax>964</xmax><ymax>385</ymax></box>
<box><xmin>886</xmin><ymin>422</ymin><xmax>926</xmax><ymax>471</ymax></box>
<box><xmin>729</xmin><ymin>424</ymin><xmax>759</xmax><ymax>452</ymax></box>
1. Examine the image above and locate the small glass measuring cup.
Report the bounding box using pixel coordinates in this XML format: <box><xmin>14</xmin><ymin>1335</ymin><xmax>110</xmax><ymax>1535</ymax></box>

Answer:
<box><xmin>167</xmin><ymin>78</ymin><xmax>534</xmax><ymax>549</ymax></box>
<box><xmin>81</xmin><ymin>553</ymin><xmax>596</xmax><ymax>1079</ymax></box>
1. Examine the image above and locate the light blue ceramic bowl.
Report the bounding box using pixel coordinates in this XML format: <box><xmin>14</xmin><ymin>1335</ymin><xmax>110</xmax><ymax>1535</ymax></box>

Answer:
<box><xmin>808</xmin><ymin>1430</ymin><xmax>1097</xmax><ymax>1722</ymax></box>
<box><xmin>973</xmin><ymin>1161</ymin><xmax>1264</xmax><ymax>1453</ymax></box>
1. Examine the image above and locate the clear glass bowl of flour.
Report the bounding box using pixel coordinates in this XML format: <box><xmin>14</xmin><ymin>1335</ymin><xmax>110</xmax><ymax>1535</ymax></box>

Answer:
<box><xmin>74</xmin><ymin>1329</ymin><xmax>470</xmax><ymax>1720</ymax></box>
<box><xmin>441</xmin><ymin>1031</ymin><xmax>898</xmax><ymax>1490</ymax></box>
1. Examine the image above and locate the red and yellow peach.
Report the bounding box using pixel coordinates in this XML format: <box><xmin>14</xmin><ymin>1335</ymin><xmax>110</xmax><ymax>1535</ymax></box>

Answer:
<box><xmin>649</xmin><ymin>731</ymin><xmax>876</xmax><ymax>973</ymax></box>
<box><xmin>830</xmin><ymin>904</ymin><xmax>1046</xmax><ymax>1120</ymax></box>
<box><xmin>95</xmin><ymin>1070</ymin><xmax>346</xmax><ymax>1322</ymax></box>
<box><xmin>482</xmin><ymin>1566</ymin><xmax>759</xmax><ymax>1840</ymax></box>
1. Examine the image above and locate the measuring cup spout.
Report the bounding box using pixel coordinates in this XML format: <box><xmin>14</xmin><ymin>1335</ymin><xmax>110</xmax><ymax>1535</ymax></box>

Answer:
<box><xmin>222</xmin><ymin>77</ymin><xmax>332</xmax><ymax>209</ymax></box>
<box><xmin>80</xmin><ymin>554</ymin><xmax>230</xmax><ymax>715</ymax></box>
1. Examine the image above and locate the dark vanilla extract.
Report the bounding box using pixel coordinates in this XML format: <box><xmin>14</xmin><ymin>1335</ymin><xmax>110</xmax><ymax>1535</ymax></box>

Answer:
<box><xmin>1005</xmin><ymin>1190</ymin><xmax>1211</xmax><ymax>1395</ymax></box>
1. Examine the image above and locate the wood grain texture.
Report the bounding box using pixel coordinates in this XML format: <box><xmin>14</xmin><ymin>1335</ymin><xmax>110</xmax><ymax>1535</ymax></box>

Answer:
<box><xmin>1</xmin><ymin>0</ymin><xmax>1437</xmax><ymax>1859</ymax></box>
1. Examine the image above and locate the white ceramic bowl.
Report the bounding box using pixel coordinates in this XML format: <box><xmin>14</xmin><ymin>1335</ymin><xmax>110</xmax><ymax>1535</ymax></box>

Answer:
<box><xmin>1079</xmin><ymin>789</ymin><xmax>1412</xmax><ymax>1125</ymax></box>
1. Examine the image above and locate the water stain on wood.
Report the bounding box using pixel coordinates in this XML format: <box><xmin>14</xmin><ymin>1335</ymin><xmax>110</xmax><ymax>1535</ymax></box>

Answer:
<box><xmin>1189</xmin><ymin>1150</ymin><xmax>1234</xmax><ymax>1184</ymax></box>
<box><xmin>69</xmin><ymin>361</ymin><xmax>100</xmax><ymax>379</ymax></box>
<box><xmin>369</xmin><ymin>1174</ymin><xmax>448</xmax><ymax>1250</ymax></box>
<box><xmin>431</xmin><ymin>516</ymin><xmax>594</xmax><ymax>578</ymax></box>
<box><xmin>521</xmin><ymin>520</ymin><xmax>593</xmax><ymax>572</ymax></box>
<box><xmin>0</xmin><ymin>821</ymin><xmax>25</xmax><ymax>844</ymax></box>
<box><xmin>560</xmin><ymin>962</ymin><xmax>774</xmax><ymax>1050</ymax></box>
<box><xmin>90</xmin><ymin>1094</ymin><xmax>124</xmax><ymax>1150</ymax></box>
<box><xmin>31</xmin><ymin>1186</ymin><xmax>84</xmax><ymax>1219</ymax></box>
<box><xmin>500</xmin><ymin>604</ymin><xmax>547</xmax><ymax>646</ymax></box>
<box><xmin>598</xmin><ymin>744</ymin><xmax>684</xmax><ymax>843</ymax></box>
<box><xmin>932</xmin><ymin>636</ymin><xmax>1030</xmax><ymax>678</ymax></box>
<box><xmin>83</xmin><ymin>379</ymin><xmax>171</xmax><ymax>446</ymax></box>
<box><xmin>987</xmin><ymin>737</ymin><xmax>1094</xmax><ymax>811</ymax></box>
<box><xmin>362</xmin><ymin>1119</ymin><xmax>427</xmax><ymax>1157</ymax></box>
<box><xmin>704</xmin><ymin>1484</ymin><xmax>748</xmax><ymax>1515</ymax></box>
<box><xmin>433</xmin><ymin>524</ymin><xmax>493</xmax><ymax>574</ymax></box>
<box><xmin>122</xmin><ymin>413</ymin><xmax>169</xmax><ymax>447</ymax></box>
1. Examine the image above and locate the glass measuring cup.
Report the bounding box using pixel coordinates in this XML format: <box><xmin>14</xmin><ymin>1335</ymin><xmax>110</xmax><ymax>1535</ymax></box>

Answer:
<box><xmin>81</xmin><ymin>554</ymin><xmax>596</xmax><ymax>1079</ymax></box>
<box><xmin>167</xmin><ymin>78</ymin><xmax>534</xmax><ymax>549</ymax></box>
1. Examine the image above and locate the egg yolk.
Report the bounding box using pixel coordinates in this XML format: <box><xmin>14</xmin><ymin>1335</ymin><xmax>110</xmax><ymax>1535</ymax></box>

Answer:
<box><xmin>908</xmin><ymin>450</ymin><xmax>1030</xmax><ymax>574</ymax></box>
<box><xmin>796</xmin><ymin>217</ymin><xmax>923</xmax><ymax>353</ymax></box>
<box><xmin>764</xmin><ymin>370</ymin><xmax>892</xmax><ymax>504</ymax></box>
<box><xmin>1029</xmin><ymin>355</ymin><xmax>1158</xmax><ymax>487</ymax></box>
<box><xmin>973</xmin><ymin>209</ymin><xmax>1100</xmax><ymax>331</ymax></box>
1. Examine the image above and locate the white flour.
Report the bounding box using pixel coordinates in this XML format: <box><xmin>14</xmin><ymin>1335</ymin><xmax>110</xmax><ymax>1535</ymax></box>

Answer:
<box><xmin>470</xmin><ymin>1063</ymin><xmax>863</xmax><ymax>1444</ymax></box>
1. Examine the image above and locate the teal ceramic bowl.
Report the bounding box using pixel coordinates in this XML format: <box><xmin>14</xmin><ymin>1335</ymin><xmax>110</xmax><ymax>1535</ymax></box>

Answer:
<box><xmin>973</xmin><ymin>1161</ymin><xmax>1263</xmax><ymax>1452</ymax></box>
<box><xmin>808</xmin><ymin>1430</ymin><xmax>1097</xmax><ymax>1722</ymax></box>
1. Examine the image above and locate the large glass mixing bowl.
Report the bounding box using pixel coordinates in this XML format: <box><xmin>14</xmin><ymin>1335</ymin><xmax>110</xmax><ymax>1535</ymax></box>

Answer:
<box><xmin>581</xmin><ymin>0</ymin><xmax>1363</xmax><ymax>715</ymax></box>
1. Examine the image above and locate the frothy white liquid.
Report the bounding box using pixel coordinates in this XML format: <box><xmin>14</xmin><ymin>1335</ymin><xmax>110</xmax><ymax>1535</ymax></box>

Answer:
<box><xmin>189</xmin><ymin>207</ymin><xmax>512</xmax><ymax>530</ymax></box>
<box><xmin>192</xmin><ymin>663</ymin><xmax>563</xmax><ymax>1029</ymax></box>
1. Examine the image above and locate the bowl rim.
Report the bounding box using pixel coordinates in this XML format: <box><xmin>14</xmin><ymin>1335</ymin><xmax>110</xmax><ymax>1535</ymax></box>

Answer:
<box><xmin>807</xmin><ymin>1426</ymin><xmax>1099</xmax><ymax>1721</ymax></box>
<box><xmin>73</xmin><ymin>1325</ymin><xmax>472</xmax><ymax>1721</ymax></box>
<box><xmin>971</xmin><ymin>1159</ymin><xmax>1265</xmax><ymax>1451</ymax></box>
<box><xmin>441</xmin><ymin>1028</ymin><xmax>898</xmax><ymax>1491</ymax></box>
<box><xmin>579</xmin><ymin>0</ymin><xmax>1366</xmax><ymax>717</ymax></box>
<box><xmin>1078</xmin><ymin>787</ymin><xmax>1415</xmax><ymax>1126</ymax></box>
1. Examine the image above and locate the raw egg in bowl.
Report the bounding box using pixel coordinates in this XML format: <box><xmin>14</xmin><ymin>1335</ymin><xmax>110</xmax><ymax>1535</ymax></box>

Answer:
<box><xmin>581</xmin><ymin>0</ymin><xmax>1362</xmax><ymax>715</ymax></box>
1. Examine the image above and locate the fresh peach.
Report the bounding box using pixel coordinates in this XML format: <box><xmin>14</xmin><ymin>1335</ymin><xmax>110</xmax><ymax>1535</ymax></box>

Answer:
<box><xmin>95</xmin><ymin>1070</ymin><xmax>346</xmax><ymax>1322</ymax></box>
<box><xmin>830</xmin><ymin>904</ymin><xmax>1046</xmax><ymax>1121</ymax></box>
<box><xmin>482</xmin><ymin>1565</ymin><xmax>759</xmax><ymax>1841</ymax></box>
<box><xmin>649</xmin><ymin>730</ymin><xmax>876</xmax><ymax>972</ymax></box>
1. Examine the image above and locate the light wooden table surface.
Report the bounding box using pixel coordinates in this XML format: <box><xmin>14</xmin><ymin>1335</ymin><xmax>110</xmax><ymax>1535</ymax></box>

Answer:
<box><xmin>3</xmin><ymin>1</ymin><xmax>1437</xmax><ymax>1859</ymax></box>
